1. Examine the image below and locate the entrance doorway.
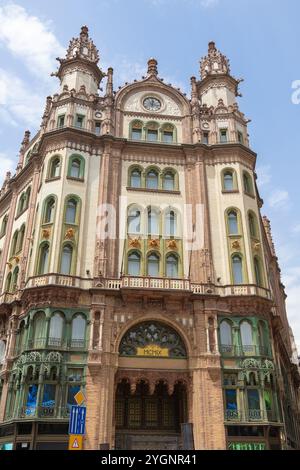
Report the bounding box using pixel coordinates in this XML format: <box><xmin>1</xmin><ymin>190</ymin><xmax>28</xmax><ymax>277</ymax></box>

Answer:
<box><xmin>115</xmin><ymin>379</ymin><xmax>187</xmax><ymax>450</ymax></box>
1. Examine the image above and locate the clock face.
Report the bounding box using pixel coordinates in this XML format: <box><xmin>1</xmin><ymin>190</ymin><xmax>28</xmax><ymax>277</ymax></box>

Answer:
<box><xmin>143</xmin><ymin>97</ymin><xmax>161</xmax><ymax>112</ymax></box>
<box><xmin>95</xmin><ymin>111</ymin><xmax>102</xmax><ymax>118</ymax></box>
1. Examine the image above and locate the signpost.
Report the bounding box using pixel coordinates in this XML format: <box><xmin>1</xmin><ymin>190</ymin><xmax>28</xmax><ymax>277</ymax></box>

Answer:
<box><xmin>68</xmin><ymin>390</ymin><xmax>86</xmax><ymax>451</ymax></box>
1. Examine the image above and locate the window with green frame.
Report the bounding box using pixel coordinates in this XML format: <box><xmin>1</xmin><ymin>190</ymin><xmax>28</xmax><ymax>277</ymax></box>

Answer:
<box><xmin>243</xmin><ymin>171</ymin><xmax>254</xmax><ymax>195</ymax></box>
<box><xmin>67</xmin><ymin>155</ymin><xmax>85</xmax><ymax>180</ymax></box>
<box><xmin>0</xmin><ymin>215</ymin><xmax>8</xmax><ymax>238</ymax></box>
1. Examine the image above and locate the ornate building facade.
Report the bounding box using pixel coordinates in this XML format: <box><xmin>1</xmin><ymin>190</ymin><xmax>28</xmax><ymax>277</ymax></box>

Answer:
<box><xmin>0</xmin><ymin>27</ymin><xmax>299</xmax><ymax>450</ymax></box>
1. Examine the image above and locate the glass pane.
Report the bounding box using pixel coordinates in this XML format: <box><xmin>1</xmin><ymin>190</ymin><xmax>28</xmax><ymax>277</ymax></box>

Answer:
<box><xmin>165</xmin><ymin>211</ymin><xmax>176</xmax><ymax>236</ymax></box>
<box><xmin>71</xmin><ymin>316</ymin><xmax>86</xmax><ymax>342</ymax></box>
<box><xmin>128</xmin><ymin>253</ymin><xmax>140</xmax><ymax>276</ymax></box>
<box><xmin>128</xmin><ymin>210</ymin><xmax>140</xmax><ymax>233</ymax></box>
<box><xmin>131</xmin><ymin>170</ymin><xmax>141</xmax><ymax>188</ymax></box>
<box><xmin>163</xmin><ymin>173</ymin><xmax>174</xmax><ymax>191</ymax></box>
<box><xmin>40</xmin><ymin>246</ymin><xmax>49</xmax><ymax>274</ymax></box>
<box><xmin>148</xmin><ymin>210</ymin><xmax>159</xmax><ymax>233</ymax></box>
<box><xmin>166</xmin><ymin>255</ymin><xmax>178</xmax><ymax>277</ymax></box>
<box><xmin>132</xmin><ymin>129</ymin><xmax>142</xmax><ymax>140</ymax></box>
<box><xmin>42</xmin><ymin>384</ymin><xmax>56</xmax><ymax>408</ymax></box>
<box><xmin>247</xmin><ymin>389</ymin><xmax>260</xmax><ymax>410</ymax></box>
<box><xmin>147</xmin><ymin>130</ymin><xmax>158</xmax><ymax>142</ymax></box>
<box><xmin>228</xmin><ymin>212</ymin><xmax>238</xmax><ymax>234</ymax></box>
<box><xmin>220</xmin><ymin>321</ymin><xmax>232</xmax><ymax>346</ymax></box>
<box><xmin>146</xmin><ymin>171</ymin><xmax>158</xmax><ymax>189</ymax></box>
<box><xmin>232</xmin><ymin>256</ymin><xmax>243</xmax><ymax>284</ymax></box>
<box><xmin>225</xmin><ymin>389</ymin><xmax>237</xmax><ymax>410</ymax></box>
<box><xmin>224</xmin><ymin>173</ymin><xmax>233</xmax><ymax>191</ymax></box>
<box><xmin>25</xmin><ymin>384</ymin><xmax>38</xmax><ymax>415</ymax></box>
<box><xmin>254</xmin><ymin>258</ymin><xmax>262</xmax><ymax>285</ymax></box>
<box><xmin>163</xmin><ymin>131</ymin><xmax>173</xmax><ymax>143</ymax></box>
<box><xmin>70</xmin><ymin>160</ymin><xmax>80</xmax><ymax>178</ymax></box>
<box><xmin>241</xmin><ymin>322</ymin><xmax>253</xmax><ymax>351</ymax></box>
<box><xmin>67</xmin><ymin>385</ymin><xmax>80</xmax><ymax>410</ymax></box>
<box><xmin>66</xmin><ymin>200</ymin><xmax>76</xmax><ymax>224</ymax></box>
<box><xmin>49</xmin><ymin>314</ymin><xmax>63</xmax><ymax>345</ymax></box>
<box><xmin>148</xmin><ymin>254</ymin><xmax>159</xmax><ymax>277</ymax></box>
<box><xmin>45</xmin><ymin>200</ymin><xmax>55</xmax><ymax>223</ymax></box>
<box><xmin>60</xmin><ymin>245</ymin><xmax>72</xmax><ymax>275</ymax></box>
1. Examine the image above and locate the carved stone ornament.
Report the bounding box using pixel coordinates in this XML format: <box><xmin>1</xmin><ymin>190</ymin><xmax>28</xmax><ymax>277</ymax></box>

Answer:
<box><xmin>42</xmin><ymin>229</ymin><xmax>50</xmax><ymax>239</ymax></box>
<box><xmin>253</xmin><ymin>241</ymin><xmax>261</xmax><ymax>251</ymax></box>
<box><xmin>167</xmin><ymin>240</ymin><xmax>177</xmax><ymax>250</ymax></box>
<box><xmin>65</xmin><ymin>228</ymin><xmax>75</xmax><ymax>240</ymax></box>
<box><xmin>148</xmin><ymin>239</ymin><xmax>159</xmax><ymax>248</ymax></box>
<box><xmin>231</xmin><ymin>240</ymin><xmax>241</xmax><ymax>250</ymax></box>
<box><xmin>129</xmin><ymin>238</ymin><xmax>141</xmax><ymax>248</ymax></box>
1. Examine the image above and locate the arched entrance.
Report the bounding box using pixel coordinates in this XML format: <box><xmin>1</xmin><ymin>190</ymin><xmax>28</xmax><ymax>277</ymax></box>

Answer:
<box><xmin>114</xmin><ymin>321</ymin><xmax>191</xmax><ymax>450</ymax></box>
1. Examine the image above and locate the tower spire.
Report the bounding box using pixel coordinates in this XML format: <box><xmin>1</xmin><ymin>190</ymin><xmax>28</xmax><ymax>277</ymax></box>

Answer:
<box><xmin>65</xmin><ymin>25</ymin><xmax>100</xmax><ymax>63</ymax></box>
<box><xmin>200</xmin><ymin>41</ymin><xmax>230</xmax><ymax>79</ymax></box>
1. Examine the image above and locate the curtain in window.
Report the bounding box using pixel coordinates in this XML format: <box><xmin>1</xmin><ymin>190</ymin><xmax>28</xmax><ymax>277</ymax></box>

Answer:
<box><xmin>66</xmin><ymin>199</ymin><xmax>77</xmax><ymax>224</ymax></box>
<box><xmin>70</xmin><ymin>159</ymin><xmax>81</xmax><ymax>178</ymax></box>
<box><xmin>147</xmin><ymin>253</ymin><xmax>159</xmax><ymax>277</ymax></box>
<box><xmin>228</xmin><ymin>211</ymin><xmax>238</xmax><ymax>235</ymax></box>
<box><xmin>45</xmin><ymin>199</ymin><xmax>55</xmax><ymax>223</ymax></box>
<box><xmin>163</xmin><ymin>172</ymin><xmax>174</xmax><ymax>190</ymax></box>
<box><xmin>232</xmin><ymin>255</ymin><xmax>243</xmax><ymax>284</ymax></box>
<box><xmin>166</xmin><ymin>254</ymin><xmax>178</xmax><ymax>277</ymax></box>
<box><xmin>128</xmin><ymin>209</ymin><xmax>141</xmax><ymax>233</ymax></box>
<box><xmin>49</xmin><ymin>314</ymin><xmax>63</xmax><ymax>346</ymax></box>
<box><xmin>130</xmin><ymin>169</ymin><xmax>141</xmax><ymax>188</ymax></box>
<box><xmin>128</xmin><ymin>252</ymin><xmax>141</xmax><ymax>276</ymax></box>
<box><xmin>60</xmin><ymin>245</ymin><xmax>73</xmax><ymax>275</ymax></box>
<box><xmin>71</xmin><ymin>315</ymin><xmax>86</xmax><ymax>348</ymax></box>
<box><xmin>146</xmin><ymin>171</ymin><xmax>158</xmax><ymax>189</ymax></box>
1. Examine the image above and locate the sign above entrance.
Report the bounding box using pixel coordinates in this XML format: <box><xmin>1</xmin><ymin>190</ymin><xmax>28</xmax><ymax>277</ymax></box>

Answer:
<box><xmin>137</xmin><ymin>344</ymin><xmax>169</xmax><ymax>357</ymax></box>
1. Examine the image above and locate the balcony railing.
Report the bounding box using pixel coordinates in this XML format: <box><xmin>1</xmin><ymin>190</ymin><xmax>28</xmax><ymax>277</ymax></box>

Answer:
<box><xmin>220</xmin><ymin>345</ymin><xmax>272</xmax><ymax>357</ymax></box>
<box><xmin>14</xmin><ymin>337</ymin><xmax>88</xmax><ymax>356</ymax></box>
<box><xmin>17</xmin><ymin>406</ymin><xmax>70</xmax><ymax>420</ymax></box>
<box><xmin>225</xmin><ymin>409</ymin><xmax>278</xmax><ymax>423</ymax></box>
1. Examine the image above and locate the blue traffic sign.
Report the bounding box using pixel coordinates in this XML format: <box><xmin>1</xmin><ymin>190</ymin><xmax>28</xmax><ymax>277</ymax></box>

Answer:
<box><xmin>68</xmin><ymin>406</ymin><xmax>86</xmax><ymax>435</ymax></box>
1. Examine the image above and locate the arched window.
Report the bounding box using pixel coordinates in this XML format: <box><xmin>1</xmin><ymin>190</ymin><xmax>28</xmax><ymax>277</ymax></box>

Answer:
<box><xmin>128</xmin><ymin>208</ymin><xmax>141</xmax><ymax>233</ymax></box>
<box><xmin>32</xmin><ymin>312</ymin><xmax>45</xmax><ymax>348</ymax></box>
<box><xmin>166</xmin><ymin>254</ymin><xmax>178</xmax><ymax>278</ymax></box>
<box><xmin>68</xmin><ymin>156</ymin><xmax>85</xmax><ymax>179</ymax></box>
<box><xmin>240</xmin><ymin>321</ymin><xmax>253</xmax><ymax>353</ymax></box>
<box><xmin>223</xmin><ymin>171</ymin><xmax>234</xmax><ymax>191</ymax></box>
<box><xmin>38</xmin><ymin>243</ymin><xmax>49</xmax><ymax>275</ymax></box>
<box><xmin>243</xmin><ymin>171</ymin><xmax>254</xmax><ymax>195</ymax></box>
<box><xmin>71</xmin><ymin>315</ymin><xmax>86</xmax><ymax>348</ymax></box>
<box><xmin>232</xmin><ymin>254</ymin><xmax>243</xmax><ymax>284</ymax></box>
<box><xmin>220</xmin><ymin>321</ymin><xmax>233</xmax><ymax>353</ymax></box>
<box><xmin>17</xmin><ymin>225</ymin><xmax>25</xmax><ymax>252</ymax></box>
<box><xmin>165</xmin><ymin>210</ymin><xmax>176</xmax><ymax>237</ymax></box>
<box><xmin>254</xmin><ymin>257</ymin><xmax>263</xmax><ymax>286</ymax></box>
<box><xmin>65</xmin><ymin>198</ymin><xmax>77</xmax><ymax>224</ymax></box>
<box><xmin>130</xmin><ymin>121</ymin><xmax>143</xmax><ymax>140</ymax></box>
<box><xmin>130</xmin><ymin>168</ymin><xmax>141</xmax><ymax>188</ymax></box>
<box><xmin>258</xmin><ymin>321</ymin><xmax>269</xmax><ymax>355</ymax></box>
<box><xmin>49</xmin><ymin>157</ymin><xmax>60</xmax><ymax>179</ymax></box>
<box><xmin>11</xmin><ymin>267</ymin><xmax>19</xmax><ymax>293</ymax></box>
<box><xmin>148</xmin><ymin>208</ymin><xmax>159</xmax><ymax>234</ymax></box>
<box><xmin>10</xmin><ymin>231</ymin><xmax>19</xmax><ymax>257</ymax></box>
<box><xmin>128</xmin><ymin>252</ymin><xmax>141</xmax><ymax>276</ymax></box>
<box><xmin>44</xmin><ymin>197</ymin><xmax>55</xmax><ymax>224</ymax></box>
<box><xmin>162</xmin><ymin>125</ymin><xmax>175</xmax><ymax>143</ymax></box>
<box><xmin>25</xmin><ymin>187</ymin><xmax>31</xmax><ymax>209</ymax></box>
<box><xmin>60</xmin><ymin>244</ymin><xmax>73</xmax><ymax>275</ymax></box>
<box><xmin>146</xmin><ymin>123</ymin><xmax>158</xmax><ymax>142</ymax></box>
<box><xmin>146</xmin><ymin>169</ymin><xmax>159</xmax><ymax>189</ymax></box>
<box><xmin>163</xmin><ymin>171</ymin><xmax>175</xmax><ymax>191</ymax></box>
<box><xmin>48</xmin><ymin>313</ymin><xmax>64</xmax><ymax>347</ymax></box>
<box><xmin>5</xmin><ymin>273</ymin><xmax>12</xmax><ymax>293</ymax></box>
<box><xmin>0</xmin><ymin>340</ymin><xmax>6</xmax><ymax>364</ymax></box>
<box><xmin>17</xmin><ymin>193</ymin><xmax>26</xmax><ymax>215</ymax></box>
<box><xmin>17</xmin><ymin>321</ymin><xmax>26</xmax><ymax>355</ymax></box>
<box><xmin>248</xmin><ymin>212</ymin><xmax>257</xmax><ymax>238</ymax></box>
<box><xmin>228</xmin><ymin>210</ymin><xmax>238</xmax><ymax>235</ymax></box>
<box><xmin>0</xmin><ymin>215</ymin><xmax>8</xmax><ymax>237</ymax></box>
<box><xmin>147</xmin><ymin>253</ymin><xmax>159</xmax><ymax>277</ymax></box>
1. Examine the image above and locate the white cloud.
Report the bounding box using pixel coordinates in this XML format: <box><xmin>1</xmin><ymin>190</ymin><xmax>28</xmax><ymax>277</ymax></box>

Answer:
<box><xmin>0</xmin><ymin>68</ymin><xmax>44</xmax><ymax>127</ymax></box>
<box><xmin>0</xmin><ymin>3</ymin><xmax>64</xmax><ymax>78</ymax></box>
<box><xmin>0</xmin><ymin>152</ymin><xmax>16</xmax><ymax>183</ymax></box>
<box><xmin>256</xmin><ymin>164</ymin><xmax>271</xmax><ymax>187</ymax></box>
<box><xmin>268</xmin><ymin>189</ymin><xmax>290</xmax><ymax>209</ymax></box>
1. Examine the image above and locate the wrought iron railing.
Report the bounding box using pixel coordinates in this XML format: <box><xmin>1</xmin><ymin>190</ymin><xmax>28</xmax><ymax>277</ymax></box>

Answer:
<box><xmin>17</xmin><ymin>406</ymin><xmax>70</xmax><ymax>419</ymax></box>
<box><xmin>225</xmin><ymin>409</ymin><xmax>278</xmax><ymax>423</ymax></box>
<box><xmin>220</xmin><ymin>344</ymin><xmax>272</xmax><ymax>357</ymax></box>
<box><xmin>14</xmin><ymin>337</ymin><xmax>88</xmax><ymax>356</ymax></box>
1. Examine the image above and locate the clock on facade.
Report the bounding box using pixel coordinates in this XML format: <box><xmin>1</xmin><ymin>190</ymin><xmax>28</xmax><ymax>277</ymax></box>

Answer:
<box><xmin>143</xmin><ymin>97</ymin><xmax>162</xmax><ymax>111</ymax></box>
<box><xmin>95</xmin><ymin>111</ymin><xmax>102</xmax><ymax>118</ymax></box>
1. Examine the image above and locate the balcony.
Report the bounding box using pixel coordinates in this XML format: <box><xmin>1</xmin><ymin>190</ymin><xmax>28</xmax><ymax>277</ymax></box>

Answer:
<box><xmin>225</xmin><ymin>409</ymin><xmax>278</xmax><ymax>423</ymax></box>
<box><xmin>25</xmin><ymin>274</ymin><xmax>92</xmax><ymax>290</ymax></box>
<box><xmin>220</xmin><ymin>345</ymin><xmax>272</xmax><ymax>358</ymax></box>
<box><xmin>16</xmin><ymin>406</ymin><xmax>70</xmax><ymax>420</ymax></box>
<box><xmin>14</xmin><ymin>338</ymin><xmax>88</xmax><ymax>356</ymax></box>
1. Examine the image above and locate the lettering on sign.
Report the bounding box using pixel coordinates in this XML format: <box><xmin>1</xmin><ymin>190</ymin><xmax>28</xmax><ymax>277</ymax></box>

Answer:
<box><xmin>228</xmin><ymin>442</ymin><xmax>266</xmax><ymax>451</ymax></box>
<box><xmin>136</xmin><ymin>344</ymin><xmax>169</xmax><ymax>357</ymax></box>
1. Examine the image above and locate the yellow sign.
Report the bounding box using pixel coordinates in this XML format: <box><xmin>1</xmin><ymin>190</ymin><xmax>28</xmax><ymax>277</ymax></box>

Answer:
<box><xmin>69</xmin><ymin>434</ymin><xmax>83</xmax><ymax>451</ymax></box>
<box><xmin>74</xmin><ymin>390</ymin><xmax>86</xmax><ymax>406</ymax></box>
<box><xmin>137</xmin><ymin>344</ymin><xmax>169</xmax><ymax>357</ymax></box>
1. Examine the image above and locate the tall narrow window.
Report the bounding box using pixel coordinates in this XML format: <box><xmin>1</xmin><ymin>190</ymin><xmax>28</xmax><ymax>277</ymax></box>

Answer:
<box><xmin>131</xmin><ymin>126</ymin><xmax>142</xmax><ymax>140</ymax></box>
<box><xmin>238</xmin><ymin>131</ymin><xmax>244</xmax><ymax>144</ymax></box>
<box><xmin>147</xmin><ymin>129</ymin><xmax>158</xmax><ymax>142</ymax></box>
<box><xmin>128</xmin><ymin>252</ymin><xmax>141</xmax><ymax>276</ymax></box>
<box><xmin>128</xmin><ymin>209</ymin><xmax>141</xmax><ymax>233</ymax></box>
<box><xmin>75</xmin><ymin>115</ymin><xmax>84</xmax><ymax>128</ymax></box>
<box><xmin>148</xmin><ymin>208</ymin><xmax>159</xmax><ymax>234</ymax></box>
<box><xmin>163</xmin><ymin>172</ymin><xmax>175</xmax><ymax>191</ymax></box>
<box><xmin>95</xmin><ymin>122</ymin><xmax>101</xmax><ymax>135</ymax></box>
<box><xmin>0</xmin><ymin>340</ymin><xmax>6</xmax><ymax>364</ymax></box>
<box><xmin>220</xmin><ymin>321</ymin><xmax>232</xmax><ymax>352</ymax></box>
<box><xmin>228</xmin><ymin>210</ymin><xmax>238</xmax><ymax>235</ymax></box>
<box><xmin>232</xmin><ymin>254</ymin><xmax>243</xmax><ymax>284</ymax></box>
<box><xmin>248</xmin><ymin>212</ymin><xmax>257</xmax><ymax>238</ymax></box>
<box><xmin>240</xmin><ymin>321</ymin><xmax>253</xmax><ymax>353</ymax></box>
<box><xmin>17</xmin><ymin>225</ymin><xmax>25</xmax><ymax>252</ymax></box>
<box><xmin>57</xmin><ymin>115</ymin><xmax>65</xmax><ymax>128</ymax></box>
<box><xmin>130</xmin><ymin>169</ymin><xmax>141</xmax><ymax>188</ymax></box>
<box><xmin>202</xmin><ymin>132</ymin><xmax>209</xmax><ymax>144</ymax></box>
<box><xmin>44</xmin><ymin>198</ymin><xmax>55</xmax><ymax>224</ymax></box>
<box><xmin>32</xmin><ymin>312</ymin><xmax>45</xmax><ymax>348</ymax></box>
<box><xmin>70</xmin><ymin>158</ymin><xmax>81</xmax><ymax>178</ymax></box>
<box><xmin>0</xmin><ymin>215</ymin><xmax>8</xmax><ymax>237</ymax></box>
<box><xmin>11</xmin><ymin>231</ymin><xmax>18</xmax><ymax>257</ymax></box>
<box><xmin>162</xmin><ymin>129</ymin><xmax>174</xmax><ymax>143</ymax></box>
<box><xmin>223</xmin><ymin>171</ymin><xmax>234</xmax><ymax>191</ymax></box>
<box><xmin>49</xmin><ymin>313</ymin><xmax>64</xmax><ymax>347</ymax></box>
<box><xmin>147</xmin><ymin>253</ymin><xmax>159</xmax><ymax>277</ymax></box>
<box><xmin>243</xmin><ymin>172</ymin><xmax>253</xmax><ymax>195</ymax></box>
<box><xmin>258</xmin><ymin>321</ymin><xmax>269</xmax><ymax>355</ymax></box>
<box><xmin>146</xmin><ymin>170</ymin><xmax>158</xmax><ymax>189</ymax></box>
<box><xmin>254</xmin><ymin>257</ymin><xmax>263</xmax><ymax>286</ymax></box>
<box><xmin>220</xmin><ymin>129</ymin><xmax>228</xmax><ymax>143</ymax></box>
<box><xmin>11</xmin><ymin>267</ymin><xmax>19</xmax><ymax>293</ymax></box>
<box><xmin>247</xmin><ymin>389</ymin><xmax>260</xmax><ymax>419</ymax></box>
<box><xmin>38</xmin><ymin>243</ymin><xmax>49</xmax><ymax>275</ymax></box>
<box><xmin>71</xmin><ymin>315</ymin><xmax>86</xmax><ymax>348</ymax></box>
<box><xmin>50</xmin><ymin>158</ymin><xmax>60</xmax><ymax>178</ymax></box>
<box><xmin>5</xmin><ymin>273</ymin><xmax>12</xmax><ymax>293</ymax></box>
<box><xmin>60</xmin><ymin>244</ymin><xmax>73</xmax><ymax>275</ymax></box>
<box><xmin>165</xmin><ymin>210</ymin><xmax>176</xmax><ymax>236</ymax></box>
<box><xmin>166</xmin><ymin>254</ymin><xmax>178</xmax><ymax>278</ymax></box>
<box><xmin>65</xmin><ymin>199</ymin><xmax>77</xmax><ymax>224</ymax></box>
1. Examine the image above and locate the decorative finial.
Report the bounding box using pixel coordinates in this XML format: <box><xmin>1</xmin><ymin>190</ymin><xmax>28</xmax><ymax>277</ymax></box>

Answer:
<box><xmin>200</xmin><ymin>41</ymin><xmax>230</xmax><ymax>79</ymax></box>
<box><xmin>147</xmin><ymin>58</ymin><xmax>158</xmax><ymax>76</ymax></box>
<box><xmin>65</xmin><ymin>25</ymin><xmax>99</xmax><ymax>63</ymax></box>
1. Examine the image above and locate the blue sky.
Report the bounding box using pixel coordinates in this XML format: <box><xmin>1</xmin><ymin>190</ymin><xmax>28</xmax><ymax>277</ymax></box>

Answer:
<box><xmin>0</xmin><ymin>0</ymin><xmax>299</xmax><ymax>349</ymax></box>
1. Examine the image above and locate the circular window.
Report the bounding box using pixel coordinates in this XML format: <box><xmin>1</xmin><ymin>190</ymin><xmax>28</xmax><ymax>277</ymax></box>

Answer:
<box><xmin>143</xmin><ymin>97</ymin><xmax>162</xmax><ymax>112</ymax></box>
